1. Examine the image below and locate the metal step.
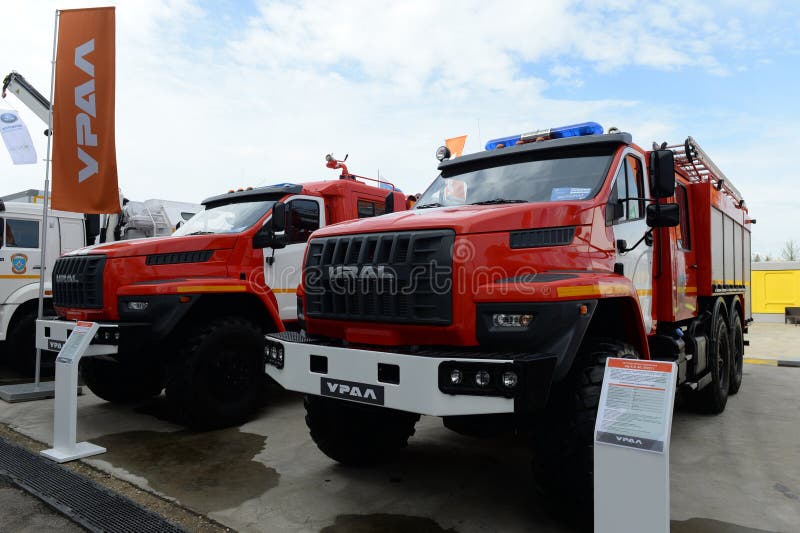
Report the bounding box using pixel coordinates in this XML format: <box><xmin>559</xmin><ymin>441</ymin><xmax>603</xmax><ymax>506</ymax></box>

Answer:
<box><xmin>0</xmin><ymin>436</ymin><xmax>185</xmax><ymax>533</ymax></box>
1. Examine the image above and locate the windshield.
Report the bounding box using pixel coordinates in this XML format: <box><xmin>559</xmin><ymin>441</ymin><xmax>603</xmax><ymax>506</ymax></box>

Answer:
<box><xmin>415</xmin><ymin>152</ymin><xmax>614</xmax><ymax>208</ymax></box>
<box><xmin>173</xmin><ymin>200</ymin><xmax>275</xmax><ymax>236</ymax></box>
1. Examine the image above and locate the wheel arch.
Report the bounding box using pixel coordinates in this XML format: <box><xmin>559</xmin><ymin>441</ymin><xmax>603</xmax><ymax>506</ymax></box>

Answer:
<box><xmin>177</xmin><ymin>292</ymin><xmax>282</xmax><ymax>333</ymax></box>
<box><xmin>584</xmin><ymin>297</ymin><xmax>650</xmax><ymax>359</ymax></box>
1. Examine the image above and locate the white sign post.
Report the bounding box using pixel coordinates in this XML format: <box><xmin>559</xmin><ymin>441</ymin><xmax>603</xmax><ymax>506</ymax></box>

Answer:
<box><xmin>40</xmin><ymin>321</ymin><xmax>106</xmax><ymax>463</ymax></box>
<box><xmin>594</xmin><ymin>358</ymin><xmax>677</xmax><ymax>533</ymax></box>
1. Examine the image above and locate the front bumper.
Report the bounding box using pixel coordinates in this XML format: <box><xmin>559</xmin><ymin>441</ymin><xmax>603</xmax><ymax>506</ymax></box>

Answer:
<box><xmin>35</xmin><ymin>318</ymin><xmax>150</xmax><ymax>361</ymax></box>
<box><xmin>264</xmin><ymin>331</ymin><xmax>557</xmax><ymax>417</ymax></box>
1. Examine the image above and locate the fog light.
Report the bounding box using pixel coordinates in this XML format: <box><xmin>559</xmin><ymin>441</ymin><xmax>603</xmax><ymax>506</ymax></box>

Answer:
<box><xmin>127</xmin><ymin>300</ymin><xmax>149</xmax><ymax>311</ymax></box>
<box><xmin>492</xmin><ymin>313</ymin><xmax>533</xmax><ymax>328</ymax></box>
<box><xmin>475</xmin><ymin>370</ymin><xmax>490</xmax><ymax>387</ymax></box>
<box><xmin>450</xmin><ymin>369</ymin><xmax>463</xmax><ymax>385</ymax></box>
<box><xmin>502</xmin><ymin>371</ymin><xmax>518</xmax><ymax>388</ymax></box>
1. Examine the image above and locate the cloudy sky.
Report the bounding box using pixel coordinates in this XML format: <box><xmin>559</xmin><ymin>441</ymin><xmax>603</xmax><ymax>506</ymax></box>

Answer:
<box><xmin>1</xmin><ymin>0</ymin><xmax>797</xmax><ymax>255</ymax></box>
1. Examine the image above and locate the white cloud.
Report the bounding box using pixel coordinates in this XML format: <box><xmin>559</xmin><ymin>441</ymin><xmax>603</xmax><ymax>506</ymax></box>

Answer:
<box><xmin>0</xmin><ymin>0</ymin><xmax>796</xmax><ymax>254</ymax></box>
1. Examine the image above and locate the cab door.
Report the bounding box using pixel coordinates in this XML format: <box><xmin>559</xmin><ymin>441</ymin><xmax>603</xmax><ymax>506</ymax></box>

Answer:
<box><xmin>263</xmin><ymin>196</ymin><xmax>324</xmax><ymax>321</ymax></box>
<box><xmin>0</xmin><ymin>216</ymin><xmax>43</xmax><ymax>302</ymax></box>
<box><xmin>607</xmin><ymin>152</ymin><xmax>654</xmax><ymax>333</ymax></box>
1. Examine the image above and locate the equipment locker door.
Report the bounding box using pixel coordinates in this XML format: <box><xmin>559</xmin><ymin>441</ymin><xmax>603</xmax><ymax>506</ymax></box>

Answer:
<box><xmin>263</xmin><ymin>196</ymin><xmax>325</xmax><ymax>321</ymax></box>
<box><xmin>608</xmin><ymin>153</ymin><xmax>654</xmax><ymax>333</ymax></box>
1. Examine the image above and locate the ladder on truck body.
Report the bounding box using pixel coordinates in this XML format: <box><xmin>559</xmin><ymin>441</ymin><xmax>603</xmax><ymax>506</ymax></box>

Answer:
<box><xmin>666</xmin><ymin>137</ymin><xmax>745</xmax><ymax>208</ymax></box>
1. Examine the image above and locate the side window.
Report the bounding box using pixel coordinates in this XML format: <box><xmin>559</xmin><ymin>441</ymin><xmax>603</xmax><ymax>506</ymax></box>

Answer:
<box><xmin>5</xmin><ymin>219</ymin><xmax>40</xmax><ymax>248</ymax></box>
<box><xmin>287</xmin><ymin>199</ymin><xmax>320</xmax><ymax>244</ymax></box>
<box><xmin>357</xmin><ymin>199</ymin><xmax>386</xmax><ymax>219</ymax></box>
<box><xmin>625</xmin><ymin>155</ymin><xmax>645</xmax><ymax>220</ymax></box>
<box><xmin>675</xmin><ymin>184</ymin><xmax>691</xmax><ymax>250</ymax></box>
<box><xmin>607</xmin><ymin>156</ymin><xmax>646</xmax><ymax>225</ymax></box>
<box><xmin>606</xmin><ymin>165</ymin><xmax>627</xmax><ymax>225</ymax></box>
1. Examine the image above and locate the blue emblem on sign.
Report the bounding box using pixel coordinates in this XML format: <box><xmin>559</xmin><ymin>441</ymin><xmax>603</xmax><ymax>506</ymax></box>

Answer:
<box><xmin>0</xmin><ymin>112</ymin><xmax>17</xmax><ymax>123</ymax></box>
<box><xmin>11</xmin><ymin>253</ymin><xmax>27</xmax><ymax>274</ymax></box>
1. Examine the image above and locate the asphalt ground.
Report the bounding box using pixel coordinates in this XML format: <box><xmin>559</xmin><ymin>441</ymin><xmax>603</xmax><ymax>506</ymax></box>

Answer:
<box><xmin>0</xmin><ymin>323</ymin><xmax>798</xmax><ymax>532</ymax></box>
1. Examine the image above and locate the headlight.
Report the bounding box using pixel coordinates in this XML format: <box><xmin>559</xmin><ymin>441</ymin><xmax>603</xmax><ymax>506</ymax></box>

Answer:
<box><xmin>126</xmin><ymin>300</ymin><xmax>149</xmax><ymax>311</ymax></box>
<box><xmin>492</xmin><ymin>313</ymin><xmax>533</xmax><ymax>328</ymax></box>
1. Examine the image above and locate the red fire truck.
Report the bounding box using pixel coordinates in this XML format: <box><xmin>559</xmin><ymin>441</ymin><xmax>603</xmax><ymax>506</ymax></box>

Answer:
<box><xmin>36</xmin><ymin>157</ymin><xmax>407</xmax><ymax>428</ymax></box>
<box><xmin>264</xmin><ymin>124</ymin><xmax>752</xmax><ymax>507</ymax></box>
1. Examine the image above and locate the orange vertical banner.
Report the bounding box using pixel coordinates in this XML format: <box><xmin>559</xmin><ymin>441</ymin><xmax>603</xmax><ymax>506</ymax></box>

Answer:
<box><xmin>52</xmin><ymin>7</ymin><xmax>118</xmax><ymax>213</ymax></box>
<box><xmin>445</xmin><ymin>135</ymin><xmax>467</xmax><ymax>158</ymax></box>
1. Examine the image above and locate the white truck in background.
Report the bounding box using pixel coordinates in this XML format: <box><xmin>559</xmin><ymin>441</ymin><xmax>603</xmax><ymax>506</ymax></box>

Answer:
<box><xmin>0</xmin><ymin>72</ymin><xmax>202</xmax><ymax>374</ymax></box>
<box><xmin>0</xmin><ymin>199</ymin><xmax>85</xmax><ymax>372</ymax></box>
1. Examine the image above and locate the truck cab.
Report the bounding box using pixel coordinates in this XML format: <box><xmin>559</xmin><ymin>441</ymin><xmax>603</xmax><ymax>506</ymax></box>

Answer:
<box><xmin>37</xmin><ymin>168</ymin><xmax>407</xmax><ymax>429</ymax></box>
<box><xmin>0</xmin><ymin>201</ymin><xmax>85</xmax><ymax>372</ymax></box>
<box><xmin>264</xmin><ymin>124</ymin><xmax>751</xmax><ymax>515</ymax></box>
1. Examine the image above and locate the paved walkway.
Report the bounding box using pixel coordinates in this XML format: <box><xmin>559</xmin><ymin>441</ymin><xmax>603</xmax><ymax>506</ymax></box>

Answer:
<box><xmin>747</xmin><ymin>322</ymin><xmax>800</xmax><ymax>361</ymax></box>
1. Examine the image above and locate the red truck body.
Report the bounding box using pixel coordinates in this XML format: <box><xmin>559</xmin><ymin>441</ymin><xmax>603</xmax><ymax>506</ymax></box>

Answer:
<box><xmin>39</xmin><ymin>171</ymin><xmax>408</xmax><ymax>428</ymax></box>
<box><xmin>265</xmin><ymin>125</ymin><xmax>751</xmax><ymax>514</ymax></box>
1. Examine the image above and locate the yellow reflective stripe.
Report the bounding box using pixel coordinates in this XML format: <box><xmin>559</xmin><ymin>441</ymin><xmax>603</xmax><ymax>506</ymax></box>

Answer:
<box><xmin>272</xmin><ymin>288</ymin><xmax>297</xmax><ymax>294</ymax></box>
<box><xmin>557</xmin><ymin>284</ymin><xmax>631</xmax><ymax>298</ymax></box>
<box><xmin>637</xmin><ymin>289</ymin><xmax>652</xmax><ymax>296</ymax></box>
<box><xmin>0</xmin><ymin>274</ymin><xmax>40</xmax><ymax>279</ymax></box>
<box><xmin>557</xmin><ymin>286</ymin><xmax>601</xmax><ymax>298</ymax></box>
<box><xmin>176</xmin><ymin>285</ymin><xmax>247</xmax><ymax>293</ymax></box>
<box><xmin>744</xmin><ymin>358</ymin><xmax>777</xmax><ymax>366</ymax></box>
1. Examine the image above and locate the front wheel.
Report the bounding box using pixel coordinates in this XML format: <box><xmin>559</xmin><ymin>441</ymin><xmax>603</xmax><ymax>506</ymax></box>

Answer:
<box><xmin>166</xmin><ymin>316</ymin><xmax>266</xmax><ymax>430</ymax></box>
<box><xmin>5</xmin><ymin>310</ymin><xmax>56</xmax><ymax>376</ymax></box>
<box><xmin>305</xmin><ymin>395</ymin><xmax>419</xmax><ymax>466</ymax></box>
<box><xmin>81</xmin><ymin>357</ymin><xmax>163</xmax><ymax>403</ymax></box>
<box><xmin>530</xmin><ymin>337</ymin><xmax>638</xmax><ymax>510</ymax></box>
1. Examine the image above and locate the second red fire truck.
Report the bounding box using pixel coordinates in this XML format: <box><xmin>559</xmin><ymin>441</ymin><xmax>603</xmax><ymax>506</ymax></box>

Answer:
<box><xmin>36</xmin><ymin>157</ymin><xmax>407</xmax><ymax>428</ymax></box>
<box><xmin>264</xmin><ymin>123</ymin><xmax>752</xmax><ymax>508</ymax></box>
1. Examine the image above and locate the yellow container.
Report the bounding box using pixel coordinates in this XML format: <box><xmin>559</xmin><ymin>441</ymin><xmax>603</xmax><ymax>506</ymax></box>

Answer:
<box><xmin>752</xmin><ymin>266</ymin><xmax>800</xmax><ymax>314</ymax></box>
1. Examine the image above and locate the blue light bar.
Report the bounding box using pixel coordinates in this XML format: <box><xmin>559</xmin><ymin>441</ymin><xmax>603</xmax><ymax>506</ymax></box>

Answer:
<box><xmin>485</xmin><ymin>121</ymin><xmax>604</xmax><ymax>150</ymax></box>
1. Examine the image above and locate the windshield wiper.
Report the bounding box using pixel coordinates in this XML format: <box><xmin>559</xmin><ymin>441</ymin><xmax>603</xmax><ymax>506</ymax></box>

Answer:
<box><xmin>470</xmin><ymin>198</ymin><xmax>527</xmax><ymax>205</ymax></box>
<box><xmin>415</xmin><ymin>202</ymin><xmax>444</xmax><ymax>209</ymax></box>
<box><xmin>185</xmin><ymin>231</ymin><xmax>214</xmax><ymax>235</ymax></box>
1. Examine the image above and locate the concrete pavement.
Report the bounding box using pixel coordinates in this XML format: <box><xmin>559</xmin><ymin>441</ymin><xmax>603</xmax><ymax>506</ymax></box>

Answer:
<box><xmin>0</xmin><ymin>323</ymin><xmax>798</xmax><ymax>532</ymax></box>
<box><xmin>0</xmin><ymin>476</ymin><xmax>84</xmax><ymax>533</ymax></box>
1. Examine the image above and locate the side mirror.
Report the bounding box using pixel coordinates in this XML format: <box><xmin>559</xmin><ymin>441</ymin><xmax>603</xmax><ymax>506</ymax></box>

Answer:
<box><xmin>253</xmin><ymin>226</ymin><xmax>288</xmax><ymax>249</ymax></box>
<box><xmin>271</xmin><ymin>202</ymin><xmax>286</xmax><ymax>232</ymax></box>
<box><xmin>649</xmin><ymin>149</ymin><xmax>675</xmax><ymax>199</ymax></box>
<box><xmin>253</xmin><ymin>203</ymin><xmax>288</xmax><ymax>249</ymax></box>
<box><xmin>646</xmin><ymin>203</ymin><xmax>680</xmax><ymax>228</ymax></box>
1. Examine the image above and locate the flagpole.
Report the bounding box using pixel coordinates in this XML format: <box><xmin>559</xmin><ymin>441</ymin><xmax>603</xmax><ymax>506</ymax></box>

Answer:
<box><xmin>34</xmin><ymin>9</ymin><xmax>60</xmax><ymax>390</ymax></box>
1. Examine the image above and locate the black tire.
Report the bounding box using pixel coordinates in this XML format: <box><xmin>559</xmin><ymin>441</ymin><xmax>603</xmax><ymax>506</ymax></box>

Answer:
<box><xmin>80</xmin><ymin>357</ymin><xmax>163</xmax><ymax>404</ymax></box>
<box><xmin>305</xmin><ymin>395</ymin><xmax>420</xmax><ymax>466</ymax></box>
<box><xmin>166</xmin><ymin>316</ymin><xmax>265</xmax><ymax>430</ymax></box>
<box><xmin>530</xmin><ymin>338</ymin><xmax>638</xmax><ymax>510</ymax></box>
<box><xmin>728</xmin><ymin>312</ymin><xmax>744</xmax><ymax>395</ymax></box>
<box><xmin>689</xmin><ymin>310</ymin><xmax>731</xmax><ymax>413</ymax></box>
<box><xmin>6</xmin><ymin>310</ymin><xmax>55</xmax><ymax>377</ymax></box>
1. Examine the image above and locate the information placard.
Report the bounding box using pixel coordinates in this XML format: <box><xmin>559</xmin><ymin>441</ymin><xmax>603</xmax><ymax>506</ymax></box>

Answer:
<box><xmin>54</xmin><ymin>321</ymin><xmax>95</xmax><ymax>364</ymax></box>
<box><xmin>595</xmin><ymin>358</ymin><xmax>676</xmax><ymax>453</ymax></box>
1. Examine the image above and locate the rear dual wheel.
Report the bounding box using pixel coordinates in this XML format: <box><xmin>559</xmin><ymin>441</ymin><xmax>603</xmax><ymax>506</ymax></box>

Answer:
<box><xmin>688</xmin><ymin>309</ymin><xmax>731</xmax><ymax>413</ymax></box>
<box><xmin>728</xmin><ymin>312</ymin><xmax>744</xmax><ymax>395</ymax></box>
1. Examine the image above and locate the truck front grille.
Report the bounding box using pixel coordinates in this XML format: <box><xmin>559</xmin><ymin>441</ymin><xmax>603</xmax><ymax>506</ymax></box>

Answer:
<box><xmin>304</xmin><ymin>230</ymin><xmax>454</xmax><ymax>325</ymax></box>
<box><xmin>52</xmin><ymin>255</ymin><xmax>106</xmax><ymax>309</ymax></box>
